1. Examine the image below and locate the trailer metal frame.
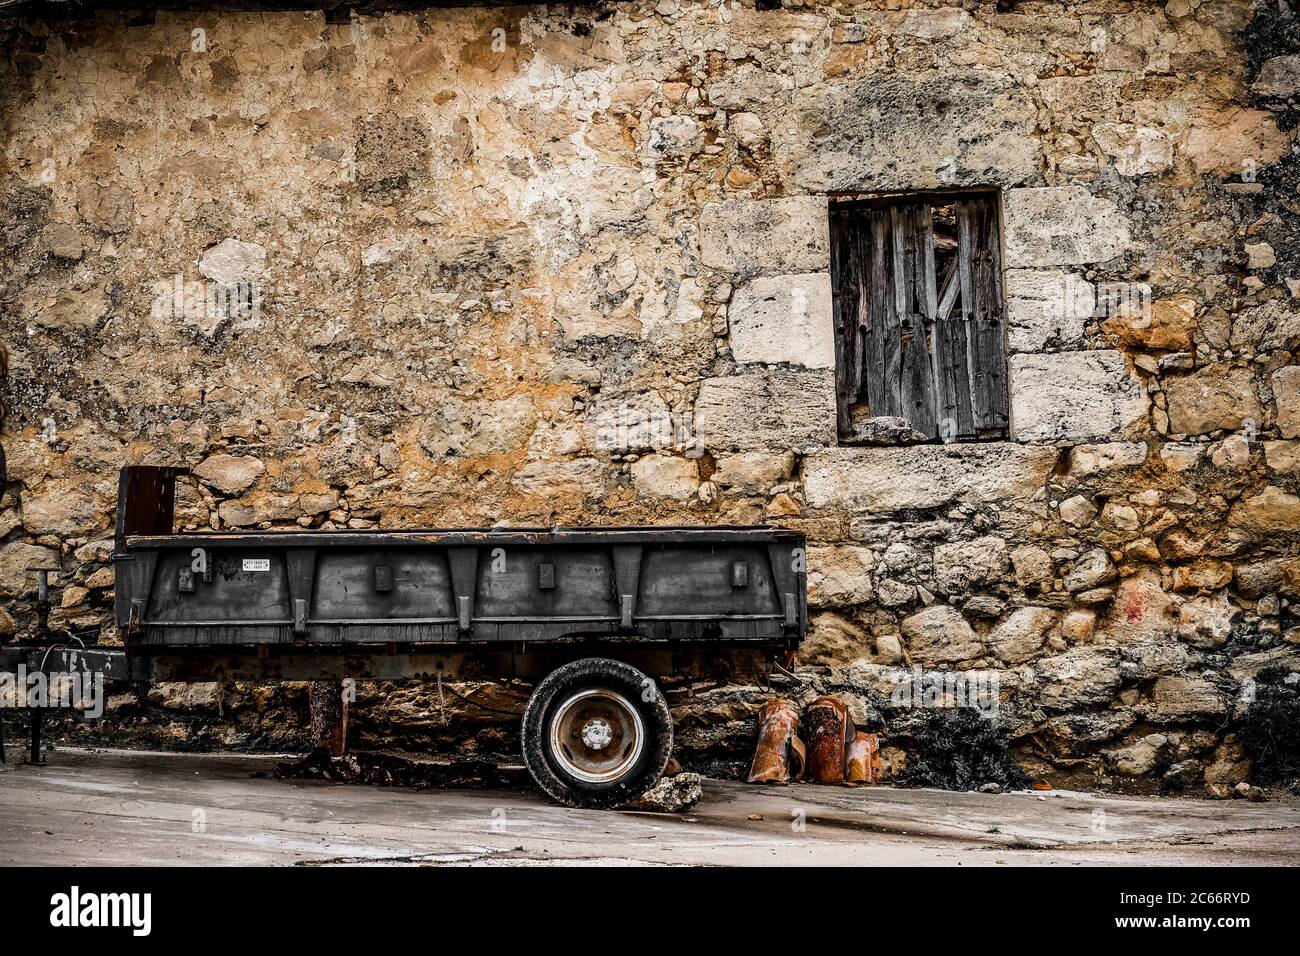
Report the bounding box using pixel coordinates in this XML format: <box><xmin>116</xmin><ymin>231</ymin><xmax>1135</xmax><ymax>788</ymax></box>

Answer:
<box><xmin>1</xmin><ymin>465</ymin><xmax>809</xmax><ymax>807</ymax></box>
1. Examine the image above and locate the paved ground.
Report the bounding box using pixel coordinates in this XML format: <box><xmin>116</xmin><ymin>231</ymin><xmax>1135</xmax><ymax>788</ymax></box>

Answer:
<box><xmin>2</xmin><ymin>748</ymin><xmax>1299</xmax><ymax>866</ymax></box>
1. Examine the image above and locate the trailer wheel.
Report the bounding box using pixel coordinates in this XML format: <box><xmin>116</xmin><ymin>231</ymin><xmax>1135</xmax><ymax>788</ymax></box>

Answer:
<box><xmin>521</xmin><ymin>657</ymin><xmax>673</xmax><ymax>809</ymax></box>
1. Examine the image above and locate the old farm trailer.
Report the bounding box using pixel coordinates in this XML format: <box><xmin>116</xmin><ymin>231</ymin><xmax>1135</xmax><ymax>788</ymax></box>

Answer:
<box><xmin>2</xmin><ymin>466</ymin><xmax>808</xmax><ymax>808</ymax></box>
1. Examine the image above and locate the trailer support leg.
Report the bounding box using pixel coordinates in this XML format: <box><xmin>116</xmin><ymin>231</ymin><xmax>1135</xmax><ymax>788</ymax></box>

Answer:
<box><xmin>30</xmin><ymin>709</ymin><xmax>43</xmax><ymax>765</ymax></box>
<box><xmin>1</xmin><ymin>708</ymin><xmax>6</xmax><ymax>764</ymax></box>
<box><xmin>309</xmin><ymin>680</ymin><xmax>348</xmax><ymax>758</ymax></box>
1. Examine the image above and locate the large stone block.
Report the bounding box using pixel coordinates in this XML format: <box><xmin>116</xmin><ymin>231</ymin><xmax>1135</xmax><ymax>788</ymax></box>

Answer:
<box><xmin>1230</xmin><ymin>301</ymin><xmax>1300</xmax><ymax>352</ymax></box>
<box><xmin>699</xmin><ymin>196</ymin><xmax>829</xmax><ymax>276</ymax></box>
<box><xmin>1272</xmin><ymin>365</ymin><xmax>1300</xmax><ymax>438</ymax></box>
<box><xmin>803</xmin><ymin>443</ymin><xmax>1058</xmax><ymax>512</ymax></box>
<box><xmin>512</xmin><ymin>459</ymin><xmax>607</xmax><ymax>500</ymax></box>
<box><xmin>1102</xmin><ymin>572</ymin><xmax>1175</xmax><ymax>641</ymax></box>
<box><xmin>801</xmin><ymin>612</ymin><xmax>873</xmax><ymax>666</ymax></box>
<box><xmin>789</xmin><ymin>71</ymin><xmax>1040</xmax><ymax>193</ymax></box>
<box><xmin>21</xmin><ymin>486</ymin><xmax>102</xmax><ymax>536</ymax></box>
<box><xmin>1004</xmin><ymin>269</ymin><xmax>1092</xmax><ymax>352</ymax></box>
<box><xmin>1011</xmin><ymin>545</ymin><xmax>1054</xmax><ymax>587</ymax></box>
<box><xmin>1165</xmin><ymin>365</ymin><xmax>1262</xmax><ymax>436</ymax></box>
<box><xmin>1035</xmin><ymin>647</ymin><xmax>1122</xmax><ymax>712</ymax></box>
<box><xmin>1066</xmin><ymin>441</ymin><xmax>1149</xmax><ymax>477</ymax></box>
<box><xmin>988</xmin><ymin>606</ymin><xmax>1059</xmax><ymax>665</ymax></box>
<box><xmin>899</xmin><ymin>605</ymin><xmax>984</xmax><ymax>666</ymax></box>
<box><xmin>1229</xmin><ymin>486</ymin><xmax>1300</xmax><ymax>533</ymax></box>
<box><xmin>807</xmin><ymin>546</ymin><xmax>875</xmax><ymax>607</ymax></box>
<box><xmin>1150</xmin><ymin>676</ymin><xmax>1228</xmax><ymax>720</ymax></box>
<box><xmin>694</xmin><ymin>369</ymin><xmax>836</xmax><ymax>452</ymax></box>
<box><xmin>710</xmin><ymin>451</ymin><xmax>794</xmax><ymax>491</ymax></box>
<box><xmin>1100</xmin><ymin>295</ymin><xmax>1197</xmax><ymax>351</ymax></box>
<box><xmin>1106</xmin><ymin>734</ymin><xmax>1169</xmax><ymax>777</ymax></box>
<box><xmin>728</xmin><ymin>272</ymin><xmax>834</xmax><ymax>368</ymax></box>
<box><xmin>587</xmin><ymin>392</ymin><xmax>675</xmax><ymax>455</ymax></box>
<box><xmin>1252</xmin><ymin>55</ymin><xmax>1300</xmax><ymax>97</ymax></box>
<box><xmin>932</xmin><ymin>536</ymin><xmax>1009</xmax><ymax>595</ymax></box>
<box><xmin>194</xmin><ymin>454</ymin><xmax>266</xmax><ymax>495</ymax></box>
<box><xmin>1063</xmin><ymin>548</ymin><xmax>1116</xmax><ymax>592</ymax></box>
<box><xmin>865</xmin><ymin>8</ymin><xmax>971</xmax><ymax>39</ymax></box>
<box><xmin>1265</xmin><ymin>440</ymin><xmax>1300</xmax><ymax>474</ymax></box>
<box><xmin>630</xmin><ymin>454</ymin><xmax>698</xmax><ymax>501</ymax></box>
<box><xmin>1183</xmin><ymin>106</ymin><xmax>1288</xmax><ymax>176</ymax></box>
<box><xmin>1010</xmin><ymin>351</ymin><xmax>1147</xmax><ymax>442</ymax></box>
<box><xmin>1003</xmin><ymin>186</ymin><xmax>1131</xmax><ymax>267</ymax></box>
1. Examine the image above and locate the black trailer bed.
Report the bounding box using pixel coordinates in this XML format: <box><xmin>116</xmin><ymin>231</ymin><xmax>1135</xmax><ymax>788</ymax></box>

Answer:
<box><xmin>4</xmin><ymin>466</ymin><xmax>811</xmax><ymax>806</ymax></box>
<box><xmin>113</xmin><ymin>468</ymin><xmax>808</xmax><ymax>651</ymax></box>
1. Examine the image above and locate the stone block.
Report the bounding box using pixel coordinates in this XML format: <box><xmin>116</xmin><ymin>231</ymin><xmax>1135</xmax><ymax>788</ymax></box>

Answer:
<box><xmin>1165</xmin><ymin>365</ymin><xmax>1262</xmax><ymax>436</ymax></box>
<box><xmin>710</xmin><ymin>451</ymin><xmax>794</xmax><ymax>491</ymax></box>
<box><xmin>1229</xmin><ymin>486</ymin><xmax>1300</xmax><ymax>532</ymax></box>
<box><xmin>695</xmin><ymin>369</ymin><xmax>836</xmax><ymax>452</ymax></box>
<box><xmin>1067</xmin><ymin>441</ymin><xmax>1149</xmax><ymax>477</ymax></box>
<box><xmin>932</xmin><ymin>536</ymin><xmax>1009</xmax><ymax>595</ymax></box>
<box><xmin>630</xmin><ymin>455</ymin><xmax>699</xmax><ymax>500</ymax></box>
<box><xmin>1264</xmin><ymin>440</ymin><xmax>1300</xmax><ymax>473</ymax></box>
<box><xmin>198</xmin><ymin>238</ymin><xmax>267</xmax><ymax>285</ymax></box>
<box><xmin>1035</xmin><ymin>646</ymin><xmax>1122</xmax><ymax>712</ymax></box>
<box><xmin>700</xmin><ymin>197</ymin><xmax>829</xmax><ymax>276</ymax></box>
<box><xmin>1272</xmin><ymin>365</ymin><xmax>1300</xmax><ymax>438</ymax></box>
<box><xmin>807</xmin><ymin>546</ymin><xmax>875</xmax><ymax>607</ymax></box>
<box><xmin>1100</xmin><ymin>295</ymin><xmax>1197</xmax><ymax>351</ymax></box>
<box><xmin>1151</xmin><ymin>676</ymin><xmax>1227</xmax><ymax>720</ymax></box>
<box><xmin>1010</xmin><ymin>351</ymin><xmax>1147</xmax><ymax>442</ymax></box>
<box><xmin>1003</xmin><ymin>186</ymin><xmax>1131</xmax><ymax>267</ymax></box>
<box><xmin>987</xmin><ymin>607</ymin><xmax>1058</xmax><ymax>664</ymax></box>
<box><xmin>899</xmin><ymin>605</ymin><xmax>984</xmax><ymax>666</ymax></box>
<box><xmin>728</xmin><ymin>272</ymin><xmax>834</xmax><ymax>368</ymax></box>
<box><xmin>790</xmin><ymin>71</ymin><xmax>1040</xmax><ymax>193</ymax></box>
<box><xmin>803</xmin><ymin>443</ymin><xmax>1057</xmax><ymax>512</ymax></box>
<box><xmin>1004</xmin><ymin>269</ymin><xmax>1092</xmax><ymax>352</ymax></box>
<box><xmin>1091</xmin><ymin>123</ymin><xmax>1173</xmax><ymax>177</ymax></box>
<box><xmin>21</xmin><ymin>487</ymin><xmax>101</xmax><ymax>536</ymax></box>
<box><xmin>194</xmin><ymin>454</ymin><xmax>266</xmax><ymax>496</ymax></box>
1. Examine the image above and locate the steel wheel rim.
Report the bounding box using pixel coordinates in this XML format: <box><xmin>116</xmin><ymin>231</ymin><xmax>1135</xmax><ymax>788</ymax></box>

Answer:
<box><xmin>549</xmin><ymin>688</ymin><xmax>645</xmax><ymax>784</ymax></box>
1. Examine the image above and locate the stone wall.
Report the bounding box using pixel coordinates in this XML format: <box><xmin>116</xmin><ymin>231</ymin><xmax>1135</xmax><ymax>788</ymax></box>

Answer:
<box><xmin>2</xmin><ymin>0</ymin><xmax>1298</xmax><ymax>793</ymax></box>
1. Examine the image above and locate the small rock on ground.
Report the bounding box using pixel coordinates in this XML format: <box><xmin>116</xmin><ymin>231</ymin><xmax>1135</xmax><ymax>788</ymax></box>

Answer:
<box><xmin>629</xmin><ymin>772</ymin><xmax>703</xmax><ymax>812</ymax></box>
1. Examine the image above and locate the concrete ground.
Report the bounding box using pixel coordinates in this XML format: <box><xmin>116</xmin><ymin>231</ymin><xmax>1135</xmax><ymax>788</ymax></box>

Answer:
<box><xmin>2</xmin><ymin>748</ymin><xmax>1298</xmax><ymax>866</ymax></box>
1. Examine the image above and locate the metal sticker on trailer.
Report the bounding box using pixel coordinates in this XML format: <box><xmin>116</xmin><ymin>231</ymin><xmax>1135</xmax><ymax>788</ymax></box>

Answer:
<box><xmin>242</xmin><ymin>558</ymin><xmax>271</xmax><ymax>572</ymax></box>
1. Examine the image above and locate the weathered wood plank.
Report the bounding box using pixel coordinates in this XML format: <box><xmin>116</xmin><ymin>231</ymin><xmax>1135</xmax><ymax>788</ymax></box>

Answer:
<box><xmin>935</xmin><ymin>217</ymin><xmax>977</xmax><ymax>441</ymax></box>
<box><xmin>830</xmin><ymin>209</ymin><xmax>856</xmax><ymax>434</ymax></box>
<box><xmin>917</xmin><ymin>203</ymin><xmax>938</xmax><ymax>320</ymax></box>
<box><xmin>936</xmin><ymin>257</ymin><xmax>959</xmax><ymax>322</ymax></box>
<box><xmin>891</xmin><ymin>205</ymin><xmax>909</xmax><ymax>327</ymax></box>
<box><xmin>847</xmin><ymin>212</ymin><xmax>868</xmax><ymax>400</ymax></box>
<box><xmin>847</xmin><ymin>210</ymin><xmax>868</xmax><ymax>421</ymax></box>
<box><xmin>934</xmin><ymin>317</ymin><xmax>976</xmax><ymax>440</ymax></box>
<box><xmin>898</xmin><ymin>204</ymin><xmax>936</xmax><ymax>438</ymax></box>
<box><xmin>873</xmin><ymin>209</ymin><xmax>902</xmax><ymax>419</ymax></box>
<box><xmin>962</xmin><ymin>198</ymin><xmax>1009</xmax><ymax>434</ymax></box>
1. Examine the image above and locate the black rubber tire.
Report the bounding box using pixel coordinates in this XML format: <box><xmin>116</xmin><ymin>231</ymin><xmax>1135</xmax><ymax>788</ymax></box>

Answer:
<box><xmin>521</xmin><ymin>657</ymin><xmax>673</xmax><ymax>809</ymax></box>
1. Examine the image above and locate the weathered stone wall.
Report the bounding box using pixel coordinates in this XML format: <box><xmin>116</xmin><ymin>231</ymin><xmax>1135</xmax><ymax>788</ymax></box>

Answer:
<box><xmin>2</xmin><ymin>0</ymin><xmax>1298</xmax><ymax>793</ymax></box>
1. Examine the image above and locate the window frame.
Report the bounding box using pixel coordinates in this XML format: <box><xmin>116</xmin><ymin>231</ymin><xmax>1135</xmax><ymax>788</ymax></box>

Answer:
<box><xmin>829</xmin><ymin>189</ymin><xmax>1010</xmax><ymax>445</ymax></box>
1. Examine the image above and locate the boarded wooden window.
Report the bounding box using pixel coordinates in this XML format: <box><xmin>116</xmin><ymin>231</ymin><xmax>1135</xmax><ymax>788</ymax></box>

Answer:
<box><xmin>830</xmin><ymin>193</ymin><xmax>1009</xmax><ymax>443</ymax></box>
